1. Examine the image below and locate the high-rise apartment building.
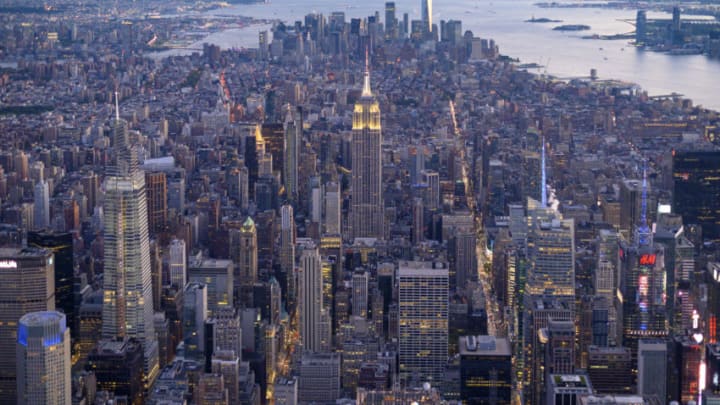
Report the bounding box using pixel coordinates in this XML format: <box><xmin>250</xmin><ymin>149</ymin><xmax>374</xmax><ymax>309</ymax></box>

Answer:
<box><xmin>16</xmin><ymin>311</ymin><xmax>71</xmax><ymax>405</ymax></box>
<box><xmin>0</xmin><ymin>247</ymin><xmax>55</xmax><ymax>402</ymax></box>
<box><xmin>398</xmin><ymin>261</ymin><xmax>448</xmax><ymax>385</ymax></box>
<box><xmin>350</xmin><ymin>57</ymin><xmax>384</xmax><ymax>240</ymax></box>
<box><xmin>101</xmin><ymin>110</ymin><xmax>160</xmax><ymax>385</ymax></box>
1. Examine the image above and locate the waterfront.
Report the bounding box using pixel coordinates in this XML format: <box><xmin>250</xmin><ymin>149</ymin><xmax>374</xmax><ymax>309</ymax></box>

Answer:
<box><xmin>188</xmin><ymin>0</ymin><xmax>720</xmax><ymax>110</ymax></box>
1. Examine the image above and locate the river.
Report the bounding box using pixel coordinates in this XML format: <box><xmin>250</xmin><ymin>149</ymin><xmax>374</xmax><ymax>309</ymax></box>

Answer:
<box><xmin>160</xmin><ymin>0</ymin><xmax>720</xmax><ymax>110</ymax></box>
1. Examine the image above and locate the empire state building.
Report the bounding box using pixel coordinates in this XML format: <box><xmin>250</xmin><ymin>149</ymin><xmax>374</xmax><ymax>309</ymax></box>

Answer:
<box><xmin>350</xmin><ymin>57</ymin><xmax>384</xmax><ymax>240</ymax></box>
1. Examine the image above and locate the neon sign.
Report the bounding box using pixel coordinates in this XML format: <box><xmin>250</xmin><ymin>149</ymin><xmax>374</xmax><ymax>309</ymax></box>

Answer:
<box><xmin>639</xmin><ymin>254</ymin><xmax>656</xmax><ymax>266</ymax></box>
<box><xmin>0</xmin><ymin>260</ymin><xmax>17</xmax><ymax>269</ymax></box>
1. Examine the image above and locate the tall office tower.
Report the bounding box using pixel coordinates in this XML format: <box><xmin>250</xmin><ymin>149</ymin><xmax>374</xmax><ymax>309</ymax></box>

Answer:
<box><xmin>280</xmin><ymin>204</ymin><xmax>297</xmax><ymax>311</ymax></box>
<box><xmin>212</xmin><ymin>350</ymin><xmax>240</xmax><ymax>405</ymax></box>
<box><xmin>596</xmin><ymin>230</ymin><xmax>620</xmax><ymax>346</ymax></box>
<box><xmin>101</xmin><ymin>108</ymin><xmax>159</xmax><ymax>385</ymax></box>
<box><xmin>619</xmin><ymin>178</ymin><xmax>643</xmax><ymax>242</ymax></box>
<box><xmin>385</xmin><ymin>2</ymin><xmax>397</xmax><ymax>39</ymax></box>
<box><xmin>299</xmin><ymin>243</ymin><xmax>323</xmax><ymax>353</ymax></box>
<box><xmin>622</xmin><ymin>169</ymin><xmax>667</xmax><ymax>359</ymax></box>
<box><xmin>412</xmin><ymin>197</ymin><xmax>424</xmax><ymax>245</ymax></box>
<box><xmin>352</xmin><ymin>271</ymin><xmax>369</xmax><ymax>317</ymax></box>
<box><xmin>398</xmin><ymin>261</ymin><xmax>449</xmax><ymax>385</ymax></box>
<box><xmin>145</xmin><ymin>171</ymin><xmax>167</xmax><ymax>236</ymax></box>
<box><xmin>0</xmin><ymin>247</ymin><xmax>54</xmax><ymax>402</ymax></box>
<box><xmin>265</xmin><ymin>324</ymin><xmax>279</xmax><ymax>387</ymax></box>
<box><xmin>421</xmin><ymin>0</ymin><xmax>432</xmax><ymax>33</ymax></box>
<box><xmin>636</xmin><ymin>10</ymin><xmax>647</xmax><ymax>44</ymax></box>
<box><xmin>230</xmin><ymin>217</ymin><xmax>257</xmax><ymax>307</ymax></box>
<box><xmin>522</xmin><ymin>299</ymin><xmax>574</xmax><ymax>405</ymax></box>
<box><xmin>16</xmin><ymin>311</ymin><xmax>71</xmax><ymax>405</ymax></box>
<box><xmin>675</xmin><ymin>335</ymin><xmax>703</xmax><ymax>403</ymax></box>
<box><xmin>451</xmin><ymin>232</ymin><xmax>478</xmax><ymax>291</ymax></box>
<box><xmin>283</xmin><ymin>107</ymin><xmax>300</xmax><ymax>202</ymax></box>
<box><xmin>227</xmin><ymin>166</ymin><xmax>249</xmax><ymax>210</ymax></box>
<box><xmin>422</xmin><ymin>170</ymin><xmax>440</xmax><ymax>210</ymax></box>
<box><xmin>672</xmin><ymin>148</ymin><xmax>720</xmax><ymax>241</ymax></box>
<box><xmin>323</xmin><ymin>182</ymin><xmax>341</xmax><ymax>235</ymax></box>
<box><xmin>33</xmin><ymin>180</ymin><xmax>50</xmax><ymax>230</ymax></box>
<box><xmin>526</xmin><ymin>215</ymin><xmax>575</xmax><ymax>299</ymax></box>
<box><xmin>459</xmin><ymin>336</ymin><xmax>512</xmax><ymax>404</ymax></box>
<box><xmin>183</xmin><ymin>282</ymin><xmax>208</xmax><ymax>360</ymax></box>
<box><xmin>27</xmin><ymin>231</ymin><xmax>75</xmax><ymax>345</ymax></box>
<box><xmin>545</xmin><ymin>319</ymin><xmax>575</xmax><ymax>375</ymax></box>
<box><xmin>81</xmin><ymin>172</ymin><xmax>99</xmax><ymax>215</ymax></box>
<box><xmin>350</xmin><ymin>55</ymin><xmax>384</xmax><ymax>240</ymax></box>
<box><xmin>298</xmin><ymin>353</ymin><xmax>341</xmax><ymax>403</ymax></box>
<box><xmin>168</xmin><ymin>238</ymin><xmax>186</xmax><ymax>289</ymax></box>
<box><xmin>88</xmin><ymin>338</ymin><xmax>144</xmax><ymax>404</ymax></box>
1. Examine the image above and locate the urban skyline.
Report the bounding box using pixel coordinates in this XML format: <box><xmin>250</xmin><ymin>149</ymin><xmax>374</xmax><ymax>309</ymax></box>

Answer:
<box><xmin>0</xmin><ymin>0</ymin><xmax>720</xmax><ymax>404</ymax></box>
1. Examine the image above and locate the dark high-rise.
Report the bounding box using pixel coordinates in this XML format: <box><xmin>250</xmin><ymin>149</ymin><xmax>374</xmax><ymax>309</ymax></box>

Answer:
<box><xmin>672</xmin><ymin>148</ymin><xmax>720</xmax><ymax>241</ymax></box>
<box><xmin>459</xmin><ymin>335</ymin><xmax>512</xmax><ymax>404</ymax></box>
<box><xmin>27</xmin><ymin>230</ymin><xmax>75</xmax><ymax>343</ymax></box>
<box><xmin>88</xmin><ymin>338</ymin><xmax>144</xmax><ymax>405</ymax></box>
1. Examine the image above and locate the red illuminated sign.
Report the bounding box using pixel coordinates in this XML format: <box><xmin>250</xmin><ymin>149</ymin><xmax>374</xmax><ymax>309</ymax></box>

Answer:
<box><xmin>639</xmin><ymin>254</ymin><xmax>656</xmax><ymax>266</ymax></box>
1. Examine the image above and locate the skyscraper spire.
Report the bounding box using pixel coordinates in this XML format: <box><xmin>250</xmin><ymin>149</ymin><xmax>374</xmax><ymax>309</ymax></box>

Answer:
<box><xmin>637</xmin><ymin>161</ymin><xmax>651</xmax><ymax>246</ymax></box>
<box><xmin>362</xmin><ymin>47</ymin><xmax>372</xmax><ymax>97</ymax></box>
<box><xmin>115</xmin><ymin>91</ymin><xmax>120</xmax><ymax>121</ymax></box>
<box><xmin>541</xmin><ymin>136</ymin><xmax>547</xmax><ymax>207</ymax></box>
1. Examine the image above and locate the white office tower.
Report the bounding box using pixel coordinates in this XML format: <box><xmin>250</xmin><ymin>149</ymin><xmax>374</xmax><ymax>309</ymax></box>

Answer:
<box><xmin>168</xmin><ymin>238</ymin><xmax>186</xmax><ymax>289</ymax></box>
<box><xmin>324</xmin><ymin>182</ymin><xmax>341</xmax><ymax>235</ymax></box>
<box><xmin>299</xmin><ymin>243</ymin><xmax>323</xmax><ymax>353</ymax></box>
<box><xmin>33</xmin><ymin>180</ymin><xmax>50</xmax><ymax>230</ymax></box>
<box><xmin>16</xmin><ymin>311</ymin><xmax>71</xmax><ymax>405</ymax></box>
<box><xmin>398</xmin><ymin>261</ymin><xmax>449</xmax><ymax>385</ymax></box>
<box><xmin>101</xmin><ymin>106</ymin><xmax>160</xmax><ymax>385</ymax></box>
